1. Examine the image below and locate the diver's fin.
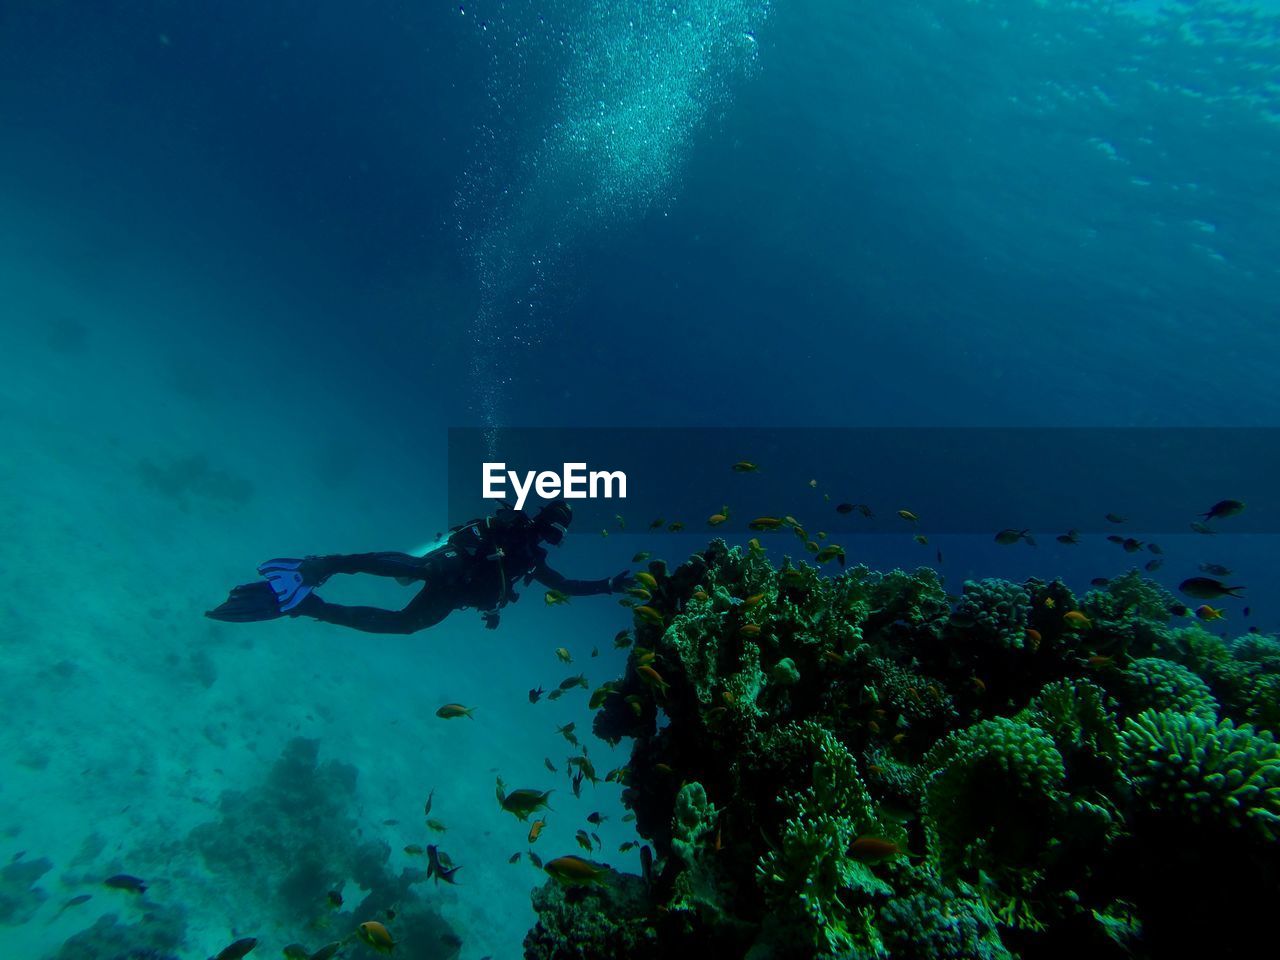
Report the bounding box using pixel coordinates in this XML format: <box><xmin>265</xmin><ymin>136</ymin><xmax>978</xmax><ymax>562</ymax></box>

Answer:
<box><xmin>206</xmin><ymin>581</ymin><xmax>289</xmax><ymax>622</ymax></box>
<box><xmin>257</xmin><ymin>558</ymin><xmax>316</xmax><ymax>611</ymax></box>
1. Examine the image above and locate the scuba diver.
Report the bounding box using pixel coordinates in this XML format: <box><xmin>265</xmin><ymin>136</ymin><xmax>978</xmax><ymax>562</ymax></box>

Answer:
<box><xmin>206</xmin><ymin>500</ymin><xmax>631</xmax><ymax>634</ymax></box>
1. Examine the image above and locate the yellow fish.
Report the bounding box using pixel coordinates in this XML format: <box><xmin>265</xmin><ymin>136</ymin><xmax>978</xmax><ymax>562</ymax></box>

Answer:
<box><xmin>555</xmin><ymin>647</ymin><xmax>573</xmax><ymax>663</ymax></box>
<box><xmin>357</xmin><ymin>921</ymin><xmax>395</xmax><ymax>953</ymax></box>
<box><xmin>1063</xmin><ymin>610</ymin><xmax>1092</xmax><ymax>630</ymax></box>
<box><xmin>732</xmin><ymin>461</ymin><xmax>759</xmax><ymax>472</ymax></box>
<box><xmin>435</xmin><ymin>703</ymin><xmax>475</xmax><ymax>720</ymax></box>
<box><xmin>898</xmin><ymin>509</ymin><xmax>919</xmax><ymax>523</ymax></box>
<box><xmin>544</xmin><ymin>855</ymin><xmax>607</xmax><ymax>886</ymax></box>
<box><xmin>1195</xmin><ymin>604</ymin><xmax>1225</xmax><ymax>621</ymax></box>
<box><xmin>544</xmin><ymin>590</ymin><xmax>570</xmax><ymax>606</ymax></box>
<box><xmin>634</xmin><ymin>571</ymin><xmax>658</xmax><ymax>590</ymax></box>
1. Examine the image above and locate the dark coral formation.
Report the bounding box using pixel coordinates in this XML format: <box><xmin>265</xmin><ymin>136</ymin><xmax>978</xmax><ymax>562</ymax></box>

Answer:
<box><xmin>528</xmin><ymin>541</ymin><xmax>1279</xmax><ymax>959</ymax></box>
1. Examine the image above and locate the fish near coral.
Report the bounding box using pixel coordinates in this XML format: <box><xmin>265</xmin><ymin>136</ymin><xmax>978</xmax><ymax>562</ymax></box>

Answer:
<box><xmin>1201</xmin><ymin>499</ymin><xmax>1245</xmax><ymax>521</ymax></box>
<box><xmin>634</xmin><ymin>571</ymin><xmax>658</xmax><ymax>590</ymax></box>
<box><xmin>634</xmin><ymin>605</ymin><xmax>664</xmax><ymax>626</ymax></box>
<box><xmin>358</xmin><ymin>920</ymin><xmax>396</xmax><ymax>953</ymax></box>
<box><xmin>426</xmin><ymin>844</ymin><xmax>462</xmax><ymax>884</ymax></box>
<box><xmin>613</xmin><ymin>630</ymin><xmax>632</xmax><ymax>648</ymax></box>
<box><xmin>545</xmin><ymin>855</ymin><xmax>607</xmax><ymax>886</ymax></box>
<box><xmin>637</xmin><ymin>664</ymin><xmax>670</xmax><ymax>698</ymax></box>
<box><xmin>104</xmin><ymin>874</ymin><xmax>147</xmax><ymax>894</ymax></box>
<box><xmin>436</xmin><ymin>703</ymin><xmax>475</xmax><ymax>719</ymax></box>
<box><xmin>847</xmin><ymin>836</ymin><xmax>919</xmax><ymax>862</ymax></box>
<box><xmin>814</xmin><ymin>544</ymin><xmax>845</xmax><ymax>565</ymax></box>
<box><xmin>1179</xmin><ymin>577</ymin><xmax>1244</xmax><ymax>600</ymax></box>
<box><xmin>740</xmin><ymin>623</ymin><xmax>761</xmax><ymax>639</ymax></box>
<box><xmin>1196</xmin><ymin>604</ymin><xmax>1225</xmax><ymax>621</ymax></box>
<box><xmin>496</xmin><ymin>778</ymin><xmax>553</xmax><ymax>820</ymax></box>
<box><xmin>1062</xmin><ymin>610</ymin><xmax>1092</xmax><ymax>630</ymax></box>
<box><xmin>707</xmin><ymin>509</ymin><xmax>730</xmax><ymax>526</ymax></box>
<box><xmin>575</xmin><ymin>829</ymin><xmax>594</xmax><ymax>852</ymax></box>
<box><xmin>994</xmin><ymin>529</ymin><xmax>1035</xmax><ymax>546</ymax></box>
<box><xmin>211</xmin><ymin>938</ymin><xmax>258</xmax><ymax>960</ymax></box>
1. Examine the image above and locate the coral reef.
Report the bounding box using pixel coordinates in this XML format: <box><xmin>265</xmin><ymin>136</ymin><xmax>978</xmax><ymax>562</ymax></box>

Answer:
<box><xmin>525</xmin><ymin>543</ymin><xmax>1279</xmax><ymax>959</ymax></box>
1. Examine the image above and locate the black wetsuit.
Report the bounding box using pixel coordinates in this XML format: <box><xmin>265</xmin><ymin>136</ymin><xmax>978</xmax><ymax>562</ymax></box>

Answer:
<box><xmin>292</xmin><ymin>512</ymin><xmax>613</xmax><ymax>635</ymax></box>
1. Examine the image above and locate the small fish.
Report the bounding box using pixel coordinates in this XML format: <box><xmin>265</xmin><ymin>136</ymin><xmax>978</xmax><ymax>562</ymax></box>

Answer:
<box><xmin>509</xmin><ymin>852</ymin><xmax>522</xmax><ymax>863</ymax></box>
<box><xmin>588</xmin><ymin>684</ymin><xmax>617</xmax><ymax>709</ymax></box>
<box><xmin>358</xmin><ymin>920</ymin><xmax>396</xmax><ymax>953</ymax></box>
<box><xmin>586</xmin><ymin>811</ymin><xmax>607</xmax><ymax>825</ymax></box>
<box><xmin>1087</xmin><ymin>654</ymin><xmax>1115</xmax><ymax>670</ymax></box>
<box><xmin>747</xmin><ymin>537</ymin><xmax>766</xmax><ymax>556</ymax></box>
<box><xmin>104</xmin><ymin>874</ymin><xmax>147</xmax><ymax>894</ymax></box>
<box><xmin>913</xmin><ymin>534</ymin><xmax>929</xmax><ymax>546</ymax></box>
<box><xmin>748</xmin><ymin>516</ymin><xmax>784</xmax><ymax>531</ymax></box>
<box><xmin>571</xmin><ymin>769</ymin><xmax>584</xmax><ymax>797</ymax></box>
<box><xmin>1026</xmin><ymin>628</ymin><xmax>1042</xmax><ymax>651</ymax></box>
<box><xmin>835</xmin><ymin>502</ymin><xmax>855</xmax><ymax>514</ymax></box>
<box><xmin>654</xmin><ymin>762</ymin><xmax>675</xmax><ymax>775</ymax></box>
<box><xmin>1056</xmin><ymin>530</ymin><xmax>1080</xmax><ymax>544</ymax></box>
<box><xmin>633</xmin><ymin>605</ymin><xmax>664</xmax><ymax>626</ymax></box>
<box><xmin>423</xmin><ymin>787</ymin><xmax>435</xmax><ymax>816</ymax></box>
<box><xmin>528</xmin><ymin>686</ymin><xmax>544</xmax><ymax>703</ymax></box>
<box><xmin>622</xmin><ymin>813</ymin><xmax>636</xmax><ymax>822</ymax></box>
<box><xmin>425</xmin><ymin>844</ymin><xmax>462</xmax><ymax>884</ymax></box>
<box><xmin>631</xmin><ymin>552</ymin><xmax>650</xmax><ymax>563</ymax></box>
<box><xmin>309</xmin><ymin>943</ymin><xmax>342</xmax><ymax>960</ymax></box>
<box><xmin>1105</xmin><ymin>513</ymin><xmax>1127</xmax><ymax>523</ymax></box>
<box><xmin>649</xmin><ymin>518</ymin><xmax>665</xmax><ymax>529</ymax></box>
<box><xmin>46</xmin><ymin>894</ymin><xmax>92</xmax><ymax>923</ymax></box>
<box><xmin>426</xmin><ymin>818</ymin><xmax>447</xmax><ymax>832</ymax></box>
<box><xmin>575</xmin><ymin>829</ymin><xmax>594</xmax><ymax>852</ymax></box>
<box><xmin>1195</xmin><ymin>604</ymin><xmax>1225</xmax><ymax>622</ymax></box>
<box><xmin>528</xmin><ymin>851</ymin><xmax>544</xmax><ymax>869</ymax></box>
<box><xmin>591</xmin><ymin>646</ymin><xmax>599</xmax><ymax>658</ymax></box>
<box><xmin>814</xmin><ymin>544</ymin><xmax>845</xmax><ymax>565</ymax></box>
<box><xmin>404</xmin><ymin>844</ymin><xmax>425</xmax><ymax>856</ymax></box>
<box><xmin>1122</xmin><ymin>538</ymin><xmax>1144</xmax><ymax>553</ymax></box>
<box><xmin>212</xmin><ymin>938</ymin><xmax>259</xmax><ymax>960</ymax></box>
<box><xmin>547</xmin><ymin>688</ymin><xmax>565</xmax><ymax>701</ymax></box>
<box><xmin>633</xmin><ymin>571</ymin><xmax>658</xmax><ymax>590</ymax></box>
<box><xmin>1179</xmin><ymin>577</ymin><xmax>1245</xmax><ymax>600</ymax></box>
<box><xmin>848</xmin><ymin>836</ymin><xmax>919</xmax><ymax>862</ymax></box>
<box><xmin>545</xmin><ymin>855</ymin><xmax>607</xmax><ymax>886</ymax></box>
<box><xmin>528</xmin><ymin>818</ymin><xmax>547</xmax><ymax>843</ymax></box>
<box><xmin>637</xmin><ymin>664</ymin><xmax>670</xmax><ymax>697</ymax></box>
<box><xmin>613</xmin><ymin>630</ymin><xmax>632</xmax><ymax>648</ymax></box>
<box><xmin>327</xmin><ymin>889</ymin><xmax>343</xmax><ymax>909</ymax></box>
<box><xmin>707</xmin><ymin>509</ymin><xmax>730</xmax><ymax>527</ymax></box>
<box><xmin>615</xmin><ymin>514</ymin><xmax>626</xmax><ymax>530</ymax></box>
<box><xmin>808</xmin><ymin>479</ymin><xmax>817</xmax><ymax>487</ymax></box>
<box><xmin>496</xmin><ymin>778</ymin><xmax>554</xmax><ymax>821</ymax></box>
<box><xmin>1106</xmin><ymin>535</ymin><xmax>1125</xmax><ymax>544</ymax></box>
<box><xmin>1171</xmin><ymin>603</ymin><xmax>1190</xmax><ymax>617</ymax></box>
<box><xmin>897</xmin><ymin>509</ymin><xmax>919</xmax><ymax>523</ymax></box>
<box><xmin>732</xmin><ymin>460</ymin><xmax>759</xmax><ymax>472</ymax></box>
<box><xmin>436</xmin><ymin>703</ymin><xmax>475</xmax><ymax>720</ymax></box>
<box><xmin>619</xmin><ymin>841</ymin><xmax>639</xmax><ymax>852</ymax></box>
<box><xmin>1201</xmin><ymin>499</ymin><xmax>1245</xmax><ymax>521</ymax></box>
<box><xmin>545</xmin><ymin>590</ymin><xmax>571</xmax><ymax>606</ymax></box>
<box><xmin>994</xmin><ymin>529</ymin><xmax>1035</xmax><ymax>546</ymax></box>
<box><xmin>556</xmin><ymin>723</ymin><xmax>579</xmax><ymax>746</ymax></box>
<box><xmin>667</xmin><ymin>521</ymin><xmax>685</xmax><ymax>532</ymax></box>
<box><xmin>1063</xmin><ymin>610</ymin><xmax>1092</xmax><ymax>630</ymax></box>
<box><xmin>1145</xmin><ymin>558</ymin><xmax>1163</xmax><ymax>572</ymax></box>
<box><xmin>1148</xmin><ymin>542</ymin><xmax>1163</xmax><ymax>554</ymax></box>
<box><xmin>555</xmin><ymin>647</ymin><xmax>573</xmax><ymax>663</ymax></box>
<box><xmin>1199</xmin><ymin>562</ymin><xmax>1232</xmax><ymax>576</ymax></box>
<box><xmin>559</xmin><ymin>673</ymin><xmax>588</xmax><ymax>691</ymax></box>
<box><xmin>544</xmin><ymin>757</ymin><xmax>557</xmax><ymax>773</ymax></box>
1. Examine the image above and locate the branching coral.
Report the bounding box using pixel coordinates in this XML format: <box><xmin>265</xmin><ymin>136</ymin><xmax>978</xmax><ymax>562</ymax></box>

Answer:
<box><xmin>1120</xmin><ymin>709</ymin><xmax>1280</xmax><ymax>840</ymax></box>
<box><xmin>950</xmin><ymin>579</ymin><xmax>1032</xmax><ymax>651</ymax></box>
<box><xmin>1118</xmin><ymin>656</ymin><xmax>1218</xmax><ymax>720</ymax></box>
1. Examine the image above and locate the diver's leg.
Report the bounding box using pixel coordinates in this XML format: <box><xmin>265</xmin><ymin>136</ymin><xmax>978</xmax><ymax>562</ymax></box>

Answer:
<box><xmin>307</xmin><ymin>552</ymin><xmax>431</xmax><ymax>580</ymax></box>
<box><xmin>291</xmin><ymin>583</ymin><xmax>455</xmax><ymax>635</ymax></box>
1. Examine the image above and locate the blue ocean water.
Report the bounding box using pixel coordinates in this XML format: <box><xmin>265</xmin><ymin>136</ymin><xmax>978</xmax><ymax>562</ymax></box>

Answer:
<box><xmin>0</xmin><ymin>1</ymin><xmax>1276</xmax><ymax>958</ymax></box>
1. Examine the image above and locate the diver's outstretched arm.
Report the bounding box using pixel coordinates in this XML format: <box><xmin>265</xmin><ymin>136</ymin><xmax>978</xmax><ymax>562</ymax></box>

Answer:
<box><xmin>532</xmin><ymin>562</ymin><xmax>629</xmax><ymax>597</ymax></box>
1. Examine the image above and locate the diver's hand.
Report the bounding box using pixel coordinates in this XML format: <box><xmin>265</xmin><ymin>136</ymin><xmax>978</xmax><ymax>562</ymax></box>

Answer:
<box><xmin>609</xmin><ymin>570</ymin><xmax>633</xmax><ymax>593</ymax></box>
